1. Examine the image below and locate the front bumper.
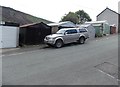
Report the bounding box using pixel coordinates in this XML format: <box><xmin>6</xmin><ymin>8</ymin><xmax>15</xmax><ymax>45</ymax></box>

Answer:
<box><xmin>44</xmin><ymin>38</ymin><xmax>55</xmax><ymax>45</ymax></box>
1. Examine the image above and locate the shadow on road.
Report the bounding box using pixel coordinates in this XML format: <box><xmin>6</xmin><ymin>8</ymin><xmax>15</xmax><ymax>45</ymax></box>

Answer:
<box><xmin>42</xmin><ymin>42</ymin><xmax>88</xmax><ymax>50</ymax></box>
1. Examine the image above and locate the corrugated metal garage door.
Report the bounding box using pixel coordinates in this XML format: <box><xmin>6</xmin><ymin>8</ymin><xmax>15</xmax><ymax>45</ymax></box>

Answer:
<box><xmin>0</xmin><ymin>26</ymin><xmax>19</xmax><ymax>48</ymax></box>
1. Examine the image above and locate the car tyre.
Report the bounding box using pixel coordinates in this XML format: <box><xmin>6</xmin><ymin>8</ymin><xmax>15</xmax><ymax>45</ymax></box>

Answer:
<box><xmin>78</xmin><ymin>37</ymin><xmax>85</xmax><ymax>44</ymax></box>
<box><xmin>55</xmin><ymin>39</ymin><xmax>63</xmax><ymax>48</ymax></box>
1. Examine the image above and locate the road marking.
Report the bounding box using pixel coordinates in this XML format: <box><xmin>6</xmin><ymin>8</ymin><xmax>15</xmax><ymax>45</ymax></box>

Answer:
<box><xmin>97</xmin><ymin>69</ymin><xmax>120</xmax><ymax>81</ymax></box>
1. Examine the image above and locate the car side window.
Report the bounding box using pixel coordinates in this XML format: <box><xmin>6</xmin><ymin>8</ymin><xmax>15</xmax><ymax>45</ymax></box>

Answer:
<box><xmin>71</xmin><ymin>29</ymin><xmax>77</xmax><ymax>33</ymax></box>
<box><xmin>79</xmin><ymin>29</ymin><xmax>87</xmax><ymax>33</ymax></box>
<box><xmin>65</xmin><ymin>30</ymin><xmax>71</xmax><ymax>34</ymax></box>
<box><xmin>66</xmin><ymin>29</ymin><xmax>77</xmax><ymax>34</ymax></box>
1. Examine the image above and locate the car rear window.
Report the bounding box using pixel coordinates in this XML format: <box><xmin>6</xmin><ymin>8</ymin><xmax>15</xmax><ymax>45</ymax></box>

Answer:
<box><xmin>79</xmin><ymin>29</ymin><xmax>87</xmax><ymax>33</ymax></box>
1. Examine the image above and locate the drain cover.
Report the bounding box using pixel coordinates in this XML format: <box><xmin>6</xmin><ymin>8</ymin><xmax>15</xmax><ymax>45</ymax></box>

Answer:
<box><xmin>95</xmin><ymin>62</ymin><xmax>119</xmax><ymax>80</ymax></box>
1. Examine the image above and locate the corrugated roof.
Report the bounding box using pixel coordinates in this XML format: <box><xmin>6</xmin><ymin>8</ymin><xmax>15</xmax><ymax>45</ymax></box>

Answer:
<box><xmin>78</xmin><ymin>24</ymin><xmax>92</xmax><ymax>28</ymax></box>
<box><xmin>47</xmin><ymin>22</ymin><xmax>59</xmax><ymax>26</ymax></box>
<box><xmin>20</xmin><ymin>22</ymin><xmax>42</xmax><ymax>28</ymax></box>
<box><xmin>85</xmin><ymin>20</ymin><xmax>108</xmax><ymax>24</ymax></box>
<box><xmin>48</xmin><ymin>21</ymin><xmax>76</xmax><ymax>27</ymax></box>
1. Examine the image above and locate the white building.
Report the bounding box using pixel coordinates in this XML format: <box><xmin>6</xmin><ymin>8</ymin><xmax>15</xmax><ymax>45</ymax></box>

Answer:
<box><xmin>0</xmin><ymin>21</ymin><xmax>19</xmax><ymax>48</ymax></box>
<box><xmin>97</xmin><ymin>7</ymin><xmax>120</xmax><ymax>33</ymax></box>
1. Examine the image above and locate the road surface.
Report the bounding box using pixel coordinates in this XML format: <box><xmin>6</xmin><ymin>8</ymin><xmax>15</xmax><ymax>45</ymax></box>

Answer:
<box><xmin>2</xmin><ymin>35</ymin><xmax>119</xmax><ymax>85</ymax></box>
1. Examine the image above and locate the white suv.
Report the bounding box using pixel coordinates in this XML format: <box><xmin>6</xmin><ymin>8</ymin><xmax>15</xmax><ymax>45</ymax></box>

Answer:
<box><xmin>44</xmin><ymin>28</ymin><xmax>89</xmax><ymax>48</ymax></box>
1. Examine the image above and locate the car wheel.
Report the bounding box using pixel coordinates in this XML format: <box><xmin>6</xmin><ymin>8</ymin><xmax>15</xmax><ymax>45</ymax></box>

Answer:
<box><xmin>55</xmin><ymin>40</ymin><xmax>63</xmax><ymax>48</ymax></box>
<box><xmin>78</xmin><ymin>37</ymin><xmax>85</xmax><ymax>44</ymax></box>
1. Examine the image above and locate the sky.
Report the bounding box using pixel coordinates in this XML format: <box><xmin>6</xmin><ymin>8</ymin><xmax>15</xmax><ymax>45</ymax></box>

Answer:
<box><xmin>1</xmin><ymin>0</ymin><xmax>120</xmax><ymax>22</ymax></box>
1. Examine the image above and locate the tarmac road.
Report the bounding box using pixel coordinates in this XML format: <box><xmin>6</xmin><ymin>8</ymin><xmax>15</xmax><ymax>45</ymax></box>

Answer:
<box><xmin>2</xmin><ymin>35</ymin><xmax>119</xmax><ymax>85</ymax></box>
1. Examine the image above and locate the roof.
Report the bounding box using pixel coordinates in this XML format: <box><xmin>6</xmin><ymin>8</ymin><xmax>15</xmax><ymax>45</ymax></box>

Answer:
<box><xmin>0</xmin><ymin>21</ymin><xmax>19</xmax><ymax>27</ymax></box>
<box><xmin>77</xmin><ymin>24</ymin><xmax>92</xmax><ymax>28</ymax></box>
<box><xmin>97</xmin><ymin>7</ymin><xmax>120</xmax><ymax>17</ymax></box>
<box><xmin>48</xmin><ymin>21</ymin><xmax>76</xmax><ymax>27</ymax></box>
<box><xmin>1</xmin><ymin>6</ymin><xmax>53</xmax><ymax>25</ymax></box>
<box><xmin>85</xmin><ymin>20</ymin><xmax>108</xmax><ymax>24</ymax></box>
<box><xmin>20</xmin><ymin>22</ymin><xmax>47</xmax><ymax>28</ymax></box>
<box><xmin>59</xmin><ymin>28</ymin><xmax>79</xmax><ymax>31</ymax></box>
<box><xmin>85</xmin><ymin>21</ymin><xmax>110</xmax><ymax>27</ymax></box>
<box><xmin>47</xmin><ymin>22</ymin><xmax>59</xmax><ymax>26</ymax></box>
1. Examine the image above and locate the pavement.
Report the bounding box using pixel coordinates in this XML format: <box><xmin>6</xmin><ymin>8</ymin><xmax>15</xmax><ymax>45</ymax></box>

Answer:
<box><xmin>1</xmin><ymin>44</ymin><xmax>47</xmax><ymax>55</ymax></box>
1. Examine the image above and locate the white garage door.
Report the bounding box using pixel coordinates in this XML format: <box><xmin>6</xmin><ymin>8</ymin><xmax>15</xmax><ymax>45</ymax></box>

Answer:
<box><xmin>0</xmin><ymin>26</ymin><xmax>19</xmax><ymax>48</ymax></box>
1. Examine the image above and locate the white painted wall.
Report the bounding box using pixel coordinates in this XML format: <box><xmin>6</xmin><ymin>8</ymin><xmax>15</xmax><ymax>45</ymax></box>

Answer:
<box><xmin>0</xmin><ymin>26</ymin><xmax>19</xmax><ymax>48</ymax></box>
<box><xmin>97</xmin><ymin>9</ymin><xmax>119</xmax><ymax>32</ymax></box>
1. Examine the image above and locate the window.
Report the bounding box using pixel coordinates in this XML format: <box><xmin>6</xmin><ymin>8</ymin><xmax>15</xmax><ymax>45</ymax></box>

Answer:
<box><xmin>57</xmin><ymin>29</ymin><xmax>66</xmax><ymax>34</ymax></box>
<box><xmin>79</xmin><ymin>29</ymin><xmax>87</xmax><ymax>33</ymax></box>
<box><xmin>66</xmin><ymin>29</ymin><xmax>77</xmax><ymax>34</ymax></box>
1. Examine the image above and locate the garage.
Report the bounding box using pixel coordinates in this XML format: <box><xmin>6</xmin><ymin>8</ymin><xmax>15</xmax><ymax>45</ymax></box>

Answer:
<box><xmin>79</xmin><ymin>24</ymin><xmax>95</xmax><ymax>40</ymax></box>
<box><xmin>48</xmin><ymin>21</ymin><xmax>76</xmax><ymax>33</ymax></box>
<box><xmin>0</xmin><ymin>21</ymin><xmax>19</xmax><ymax>48</ymax></box>
<box><xmin>20</xmin><ymin>22</ymin><xmax>51</xmax><ymax>45</ymax></box>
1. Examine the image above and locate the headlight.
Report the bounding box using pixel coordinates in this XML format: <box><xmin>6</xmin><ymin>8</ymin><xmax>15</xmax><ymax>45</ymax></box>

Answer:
<box><xmin>45</xmin><ymin>37</ymin><xmax>50</xmax><ymax>40</ymax></box>
<box><xmin>46</xmin><ymin>37</ymin><xmax>55</xmax><ymax>40</ymax></box>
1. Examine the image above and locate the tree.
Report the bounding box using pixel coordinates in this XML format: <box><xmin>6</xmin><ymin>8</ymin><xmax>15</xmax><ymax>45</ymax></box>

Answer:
<box><xmin>61</xmin><ymin>10</ymin><xmax>92</xmax><ymax>24</ymax></box>
<box><xmin>61</xmin><ymin>12</ymin><xmax>79</xmax><ymax>24</ymax></box>
<box><xmin>75</xmin><ymin>10</ymin><xmax>92</xmax><ymax>24</ymax></box>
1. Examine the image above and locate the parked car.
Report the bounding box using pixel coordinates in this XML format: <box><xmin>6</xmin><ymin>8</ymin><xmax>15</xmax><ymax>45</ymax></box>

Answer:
<box><xmin>44</xmin><ymin>28</ymin><xmax>89</xmax><ymax>48</ymax></box>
